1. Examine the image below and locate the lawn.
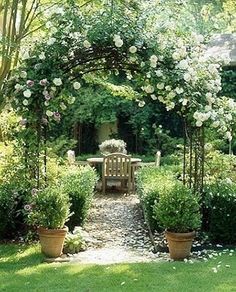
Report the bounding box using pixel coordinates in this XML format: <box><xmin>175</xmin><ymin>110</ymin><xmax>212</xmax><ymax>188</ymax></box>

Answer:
<box><xmin>0</xmin><ymin>244</ymin><xmax>235</xmax><ymax>292</ymax></box>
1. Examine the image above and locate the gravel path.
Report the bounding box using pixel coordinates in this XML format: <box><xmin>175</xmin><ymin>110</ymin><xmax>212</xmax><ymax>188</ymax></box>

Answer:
<box><xmin>72</xmin><ymin>192</ymin><xmax>168</xmax><ymax>264</ymax></box>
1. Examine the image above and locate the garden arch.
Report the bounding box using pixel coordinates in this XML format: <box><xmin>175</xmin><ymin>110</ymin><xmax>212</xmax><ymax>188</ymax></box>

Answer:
<box><xmin>6</xmin><ymin>4</ymin><xmax>235</xmax><ymax>193</ymax></box>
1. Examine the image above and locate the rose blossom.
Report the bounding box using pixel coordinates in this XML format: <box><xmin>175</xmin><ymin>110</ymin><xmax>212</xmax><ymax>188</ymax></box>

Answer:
<box><xmin>39</xmin><ymin>79</ymin><xmax>48</xmax><ymax>86</ymax></box>
<box><xmin>53</xmin><ymin>111</ymin><xmax>61</xmax><ymax>121</ymax></box>
<box><xmin>27</xmin><ymin>80</ymin><xmax>34</xmax><ymax>87</ymax></box>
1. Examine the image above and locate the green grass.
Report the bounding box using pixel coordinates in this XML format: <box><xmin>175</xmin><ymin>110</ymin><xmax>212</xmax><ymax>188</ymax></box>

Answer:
<box><xmin>0</xmin><ymin>244</ymin><xmax>235</xmax><ymax>292</ymax></box>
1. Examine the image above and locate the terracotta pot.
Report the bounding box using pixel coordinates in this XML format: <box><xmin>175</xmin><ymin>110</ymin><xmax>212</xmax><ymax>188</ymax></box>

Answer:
<box><xmin>165</xmin><ymin>230</ymin><xmax>195</xmax><ymax>260</ymax></box>
<box><xmin>38</xmin><ymin>226</ymin><xmax>68</xmax><ymax>258</ymax></box>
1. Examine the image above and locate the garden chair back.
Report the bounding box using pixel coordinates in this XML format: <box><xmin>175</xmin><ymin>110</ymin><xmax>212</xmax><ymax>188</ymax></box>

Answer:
<box><xmin>102</xmin><ymin>153</ymin><xmax>132</xmax><ymax>194</ymax></box>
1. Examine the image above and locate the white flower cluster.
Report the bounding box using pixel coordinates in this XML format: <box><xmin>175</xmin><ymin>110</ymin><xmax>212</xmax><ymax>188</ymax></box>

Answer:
<box><xmin>99</xmin><ymin>139</ymin><xmax>127</xmax><ymax>154</ymax></box>
<box><xmin>113</xmin><ymin>35</ymin><xmax>123</xmax><ymax>48</ymax></box>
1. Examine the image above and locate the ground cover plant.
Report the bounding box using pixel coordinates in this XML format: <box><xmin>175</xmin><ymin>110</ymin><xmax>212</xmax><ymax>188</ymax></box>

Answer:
<box><xmin>0</xmin><ymin>244</ymin><xmax>235</xmax><ymax>292</ymax></box>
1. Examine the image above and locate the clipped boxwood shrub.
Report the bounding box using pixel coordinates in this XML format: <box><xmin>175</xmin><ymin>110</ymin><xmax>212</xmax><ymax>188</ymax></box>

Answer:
<box><xmin>136</xmin><ymin>166</ymin><xmax>177</xmax><ymax>231</ymax></box>
<box><xmin>61</xmin><ymin>165</ymin><xmax>98</xmax><ymax>230</ymax></box>
<box><xmin>154</xmin><ymin>183</ymin><xmax>201</xmax><ymax>233</ymax></box>
<box><xmin>203</xmin><ymin>181</ymin><xmax>236</xmax><ymax>244</ymax></box>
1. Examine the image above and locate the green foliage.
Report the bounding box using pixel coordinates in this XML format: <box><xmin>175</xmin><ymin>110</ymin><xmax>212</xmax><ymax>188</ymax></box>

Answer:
<box><xmin>0</xmin><ymin>110</ymin><xmax>20</xmax><ymax>142</ymax></box>
<box><xmin>47</xmin><ymin>136</ymin><xmax>77</xmax><ymax>157</ymax></box>
<box><xmin>0</xmin><ymin>185</ymin><xmax>18</xmax><ymax>239</ymax></box>
<box><xmin>204</xmin><ymin>150</ymin><xmax>236</xmax><ymax>182</ymax></box>
<box><xmin>27</xmin><ymin>187</ymin><xmax>71</xmax><ymax>229</ymax></box>
<box><xmin>154</xmin><ymin>184</ymin><xmax>202</xmax><ymax>233</ymax></box>
<box><xmin>203</xmin><ymin>181</ymin><xmax>236</xmax><ymax>244</ymax></box>
<box><xmin>63</xmin><ymin>227</ymin><xmax>86</xmax><ymax>254</ymax></box>
<box><xmin>136</xmin><ymin>166</ymin><xmax>178</xmax><ymax>231</ymax></box>
<box><xmin>61</xmin><ymin>165</ymin><xmax>98</xmax><ymax>229</ymax></box>
<box><xmin>0</xmin><ymin>143</ymin><xmax>33</xmax><ymax>239</ymax></box>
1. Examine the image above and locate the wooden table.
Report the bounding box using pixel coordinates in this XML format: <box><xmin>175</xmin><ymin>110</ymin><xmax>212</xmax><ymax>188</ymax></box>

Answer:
<box><xmin>87</xmin><ymin>157</ymin><xmax>142</xmax><ymax>165</ymax></box>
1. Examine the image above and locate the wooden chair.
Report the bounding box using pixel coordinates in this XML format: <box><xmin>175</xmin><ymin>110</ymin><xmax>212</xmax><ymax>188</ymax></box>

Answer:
<box><xmin>102</xmin><ymin>153</ymin><xmax>131</xmax><ymax>194</ymax></box>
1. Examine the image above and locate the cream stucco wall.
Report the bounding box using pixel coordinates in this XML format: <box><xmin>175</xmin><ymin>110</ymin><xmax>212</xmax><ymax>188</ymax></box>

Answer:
<box><xmin>97</xmin><ymin>122</ymin><xmax>118</xmax><ymax>144</ymax></box>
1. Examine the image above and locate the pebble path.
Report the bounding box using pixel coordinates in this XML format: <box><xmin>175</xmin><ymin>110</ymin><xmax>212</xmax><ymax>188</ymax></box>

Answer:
<box><xmin>72</xmin><ymin>192</ymin><xmax>168</xmax><ymax>264</ymax></box>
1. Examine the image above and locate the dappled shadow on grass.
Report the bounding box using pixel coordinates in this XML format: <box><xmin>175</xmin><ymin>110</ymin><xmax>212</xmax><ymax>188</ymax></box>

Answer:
<box><xmin>0</xmin><ymin>243</ymin><xmax>43</xmax><ymax>270</ymax></box>
<box><xmin>0</xmin><ymin>250</ymin><xmax>236</xmax><ymax>292</ymax></box>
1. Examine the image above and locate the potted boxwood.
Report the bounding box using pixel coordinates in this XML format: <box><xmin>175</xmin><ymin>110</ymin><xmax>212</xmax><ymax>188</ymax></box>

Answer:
<box><xmin>154</xmin><ymin>183</ymin><xmax>201</xmax><ymax>260</ymax></box>
<box><xmin>26</xmin><ymin>186</ymin><xmax>71</xmax><ymax>258</ymax></box>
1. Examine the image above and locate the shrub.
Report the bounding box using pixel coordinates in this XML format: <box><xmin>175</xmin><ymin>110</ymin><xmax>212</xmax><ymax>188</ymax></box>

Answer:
<box><xmin>204</xmin><ymin>151</ymin><xmax>236</xmax><ymax>182</ymax></box>
<box><xmin>27</xmin><ymin>187</ymin><xmax>71</xmax><ymax>229</ymax></box>
<box><xmin>136</xmin><ymin>166</ymin><xmax>177</xmax><ymax>231</ymax></box>
<box><xmin>0</xmin><ymin>148</ymin><xmax>32</xmax><ymax>239</ymax></box>
<box><xmin>203</xmin><ymin>181</ymin><xmax>236</xmax><ymax>244</ymax></box>
<box><xmin>61</xmin><ymin>165</ymin><xmax>98</xmax><ymax>230</ymax></box>
<box><xmin>154</xmin><ymin>184</ymin><xmax>202</xmax><ymax>233</ymax></box>
<box><xmin>0</xmin><ymin>185</ymin><xmax>17</xmax><ymax>239</ymax></box>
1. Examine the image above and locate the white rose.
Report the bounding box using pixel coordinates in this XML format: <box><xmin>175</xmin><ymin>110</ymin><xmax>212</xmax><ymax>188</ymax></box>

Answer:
<box><xmin>175</xmin><ymin>87</ymin><xmax>184</xmax><ymax>94</ymax></box>
<box><xmin>150</xmin><ymin>55</ymin><xmax>158</xmax><ymax>63</ymax></box>
<box><xmin>156</xmin><ymin>83</ymin><xmax>165</xmax><ymax>90</ymax></box>
<box><xmin>226</xmin><ymin>113</ymin><xmax>232</xmax><ymax>121</ymax></box>
<box><xmin>60</xmin><ymin>102</ymin><xmax>67</xmax><ymax>110</ymax></box>
<box><xmin>182</xmin><ymin>99</ymin><xmax>188</xmax><ymax>106</ymax></box>
<box><xmin>225</xmin><ymin>131</ymin><xmax>232</xmax><ymax>141</ymax></box>
<box><xmin>206</xmin><ymin>92</ymin><xmax>212</xmax><ymax>99</ymax></box>
<box><xmin>205</xmin><ymin>105</ymin><xmax>212</xmax><ymax>111</ymax></box>
<box><xmin>144</xmin><ymin>85</ymin><xmax>154</xmax><ymax>94</ymax></box>
<box><xmin>172</xmin><ymin>52</ymin><xmax>180</xmax><ymax>60</ymax></box>
<box><xmin>196</xmin><ymin>120</ymin><xmax>203</xmax><ymax>127</ymax></box>
<box><xmin>83</xmin><ymin>40</ymin><xmax>91</xmax><ymax>48</ymax></box>
<box><xmin>46</xmin><ymin>21</ymin><xmax>52</xmax><ymax>28</ymax></box>
<box><xmin>39</xmin><ymin>52</ymin><xmax>46</xmax><ymax>60</ymax></box>
<box><xmin>113</xmin><ymin>34</ymin><xmax>121</xmax><ymax>42</ymax></box>
<box><xmin>219</xmin><ymin>108</ymin><xmax>224</xmax><ymax>115</ymax></box>
<box><xmin>138</xmin><ymin>101</ymin><xmax>145</xmax><ymax>107</ymax></box>
<box><xmin>23</xmin><ymin>99</ymin><xmax>29</xmax><ymax>106</ymax></box>
<box><xmin>15</xmin><ymin>84</ymin><xmax>23</xmax><ymax>90</ymax></box>
<box><xmin>165</xmin><ymin>86</ymin><xmax>171</xmax><ymax>91</ymax></box>
<box><xmin>183</xmin><ymin>73</ymin><xmax>191</xmax><ymax>82</ymax></box>
<box><xmin>73</xmin><ymin>81</ymin><xmax>81</xmax><ymax>90</ymax></box>
<box><xmin>151</xmin><ymin>94</ymin><xmax>157</xmax><ymax>100</ymax></box>
<box><xmin>53</xmin><ymin>78</ymin><xmax>62</xmax><ymax>86</ymax></box>
<box><xmin>168</xmin><ymin>91</ymin><xmax>176</xmax><ymax>98</ymax></box>
<box><xmin>46</xmin><ymin>110</ymin><xmax>53</xmax><ymax>117</ymax></box>
<box><xmin>176</xmin><ymin>59</ymin><xmax>189</xmax><ymax>70</ymax></box>
<box><xmin>115</xmin><ymin>39</ymin><xmax>123</xmax><ymax>48</ymax></box>
<box><xmin>51</xmin><ymin>27</ymin><xmax>57</xmax><ymax>34</ymax></box>
<box><xmin>47</xmin><ymin>37</ymin><xmax>56</xmax><ymax>45</ymax></box>
<box><xmin>20</xmin><ymin>71</ymin><xmax>27</xmax><ymax>78</ymax></box>
<box><xmin>23</xmin><ymin>89</ymin><xmax>31</xmax><ymax>98</ymax></box>
<box><xmin>150</xmin><ymin>61</ymin><xmax>157</xmax><ymax>68</ymax></box>
<box><xmin>155</xmin><ymin>70</ymin><xmax>163</xmax><ymax>77</ymax></box>
<box><xmin>129</xmin><ymin>46</ymin><xmax>137</xmax><ymax>54</ymax></box>
<box><xmin>68</xmin><ymin>96</ymin><xmax>76</xmax><ymax>104</ymax></box>
<box><xmin>140</xmin><ymin>61</ymin><xmax>145</xmax><ymax>67</ymax></box>
<box><xmin>212</xmin><ymin>121</ymin><xmax>220</xmax><ymax>128</ymax></box>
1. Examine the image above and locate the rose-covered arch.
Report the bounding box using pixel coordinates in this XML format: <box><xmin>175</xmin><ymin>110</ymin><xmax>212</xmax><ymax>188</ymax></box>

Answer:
<box><xmin>5</xmin><ymin>4</ymin><xmax>236</xmax><ymax>191</ymax></box>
